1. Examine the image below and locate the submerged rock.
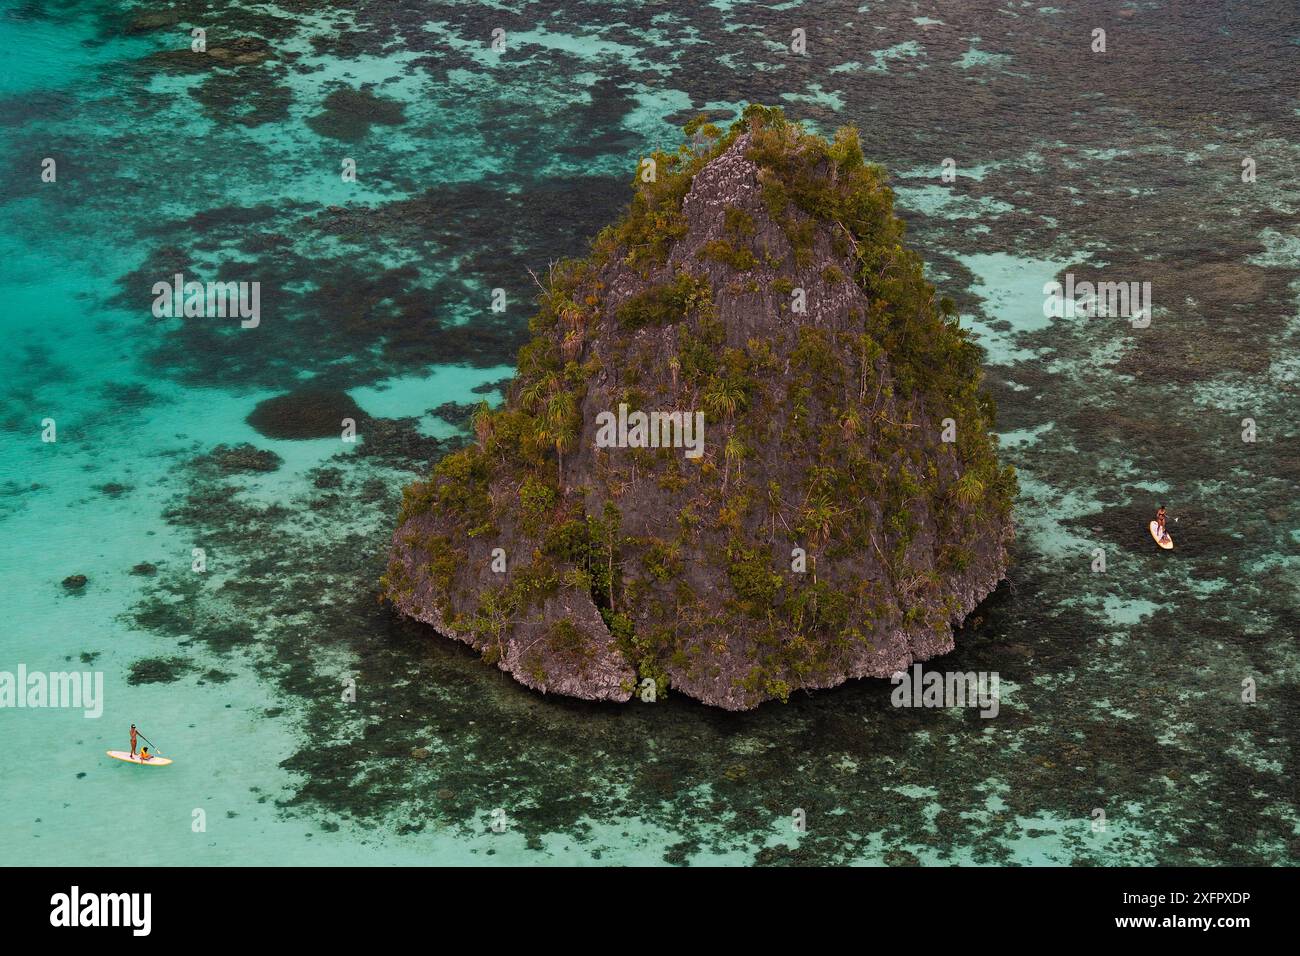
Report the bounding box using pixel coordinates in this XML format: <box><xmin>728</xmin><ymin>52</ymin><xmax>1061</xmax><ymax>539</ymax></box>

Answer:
<box><xmin>124</xmin><ymin>13</ymin><xmax>179</xmax><ymax>34</ymax></box>
<box><xmin>149</xmin><ymin>35</ymin><xmax>274</xmax><ymax>70</ymax></box>
<box><xmin>201</xmin><ymin>442</ymin><xmax>283</xmax><ymax>474</ymax></box>
<box><xmin>127</xmin><ymin>657</ymin><xmax>195</xmax><ymax>685</ymax></box>
<box><xmin>471</xmin><ymin>377</ymin><xmax>513</xmax><ymax>396</ymax></box>
<box><xmin>306</xmin><ymin>87</ymin><xmax>407</xmax><ymax>142</ymax></box>
<box><xmin>432</xmin><ymin>401</ymin><xmax>477</xmax><ymax>427</ymax></box>
<box><xmin>384</xmin><ymin>106</ymin><xmax>1016</xmax><ymax>710</ymax></box>
<box><xmin>247</xmin><ymin>388</ymin><xmax>369</xmax><ymax>440</ymax></box>
<box><xmin>62</xmin><ymin>574</ymin><xmax>88</xmax><ymax>592</ymax></box>
<box><xmin>206</xmin><ymin>38</ymin><xmax>275</xmax><ymax>67</ymax></box>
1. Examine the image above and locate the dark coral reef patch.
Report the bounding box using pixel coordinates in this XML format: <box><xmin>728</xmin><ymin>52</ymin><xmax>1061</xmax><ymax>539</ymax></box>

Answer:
<box><xmin>246</xmin><ymin>388</ymin><xmax>370</xmax><ymax>440</ymax></box>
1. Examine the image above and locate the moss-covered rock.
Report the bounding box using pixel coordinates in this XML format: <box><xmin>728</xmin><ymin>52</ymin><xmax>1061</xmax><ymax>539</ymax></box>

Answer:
<box><xmin>384</xmin><ymin>105</ymin><xmax>1015</xmax><ymax>710</ymax></box>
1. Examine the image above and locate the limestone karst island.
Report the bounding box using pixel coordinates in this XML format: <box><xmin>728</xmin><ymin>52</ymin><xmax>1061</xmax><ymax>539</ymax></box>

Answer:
<box><xmin>383</xmin><ymin>107</ymin><xmax>1016</xmax><ymax>710</ymax></box>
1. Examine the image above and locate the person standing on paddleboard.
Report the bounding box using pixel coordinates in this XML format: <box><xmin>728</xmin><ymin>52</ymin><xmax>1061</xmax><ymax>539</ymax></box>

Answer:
<box><xmin>1155</xmin><ymin>505</ymin><xmax>1170</xmax><ymax>544</ymax></box>
<box><xmin>130</xmin><ymin>723</ymin><xmax>138</xmax><ymax>756</ymax></box>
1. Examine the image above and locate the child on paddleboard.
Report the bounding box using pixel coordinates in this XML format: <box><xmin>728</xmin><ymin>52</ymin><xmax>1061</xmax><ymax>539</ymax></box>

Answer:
<box><xmin>139</xmin><ymin>748</ymin><xmax>152</xmax><ymax>762</ymax></box>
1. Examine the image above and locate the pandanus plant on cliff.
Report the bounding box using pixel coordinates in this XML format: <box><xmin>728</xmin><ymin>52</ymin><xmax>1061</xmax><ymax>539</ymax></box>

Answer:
<box><xmin>765</xmin><ymin>479</ymin><xmax>787</xmax><ymax>543</ymax></box>
<box><xmin>559</xmin><ymin>300</ymin><xmax>586</xmax><ymax>360</ymax></box>
<box><xmin>471</xmin><ymin>400</ymin><xmax>494</xmax><ymax>451</ymax></box>
<box><xmin>519</xmin><ymin>372</ymin><xmax>579</xmax><ymax>483</ymax></box>
<box><xmin>539</xmin><ymin>391</ymin><xmax>578</xmax><ymax>485</ymax></box>
<box><xmin>702</xmin><ymin>377</ymin><xmax>747</xmax><ymax>421</ymax></box>
<box><xmin>800</xmin><ymin>495</ymin><xmax>838</xmax><ymax>544</ymax></box>
<box><xmin>839</xmin><ymin>407</ymin><xmax>862</xmax><ymax>439</ymax></box>
<box><xmin>561</xmin><ymin>327</ymin><xmax>585</xmax><ymax>360</ymax></box>
<box><xmin>519</xmin><ymin>371</ymin><xmax>558</xmax><ymax>415</ymax></box>
<box><xmin>722</xmin><ymin>434</ymin><xmax>747</xmax><ymax>492</ymax></box>
<box><xmin>953</xmin><ymin>472</ymin><xmax>986</xmax><ymax>507</ymax></box>
<box><xmin>798</xmin><ymin>494</ymin><xmax>840</xmax><ymax>584</ymax></box>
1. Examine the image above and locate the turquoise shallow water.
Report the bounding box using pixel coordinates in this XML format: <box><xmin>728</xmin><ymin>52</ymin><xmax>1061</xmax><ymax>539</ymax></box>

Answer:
<box><xmin>2</xmin><ymin>0</ymin><xmax>1298</xmax><ymax>866</ymax></box>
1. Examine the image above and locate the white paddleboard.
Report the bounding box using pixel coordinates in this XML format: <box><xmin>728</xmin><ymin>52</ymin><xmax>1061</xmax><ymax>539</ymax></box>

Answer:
<box><xmin>1149</xmin><ymin>520</ymin><xmax>1173</xmax><ymax>550</ymax></box>
<box><xmin>106</xmin><ymin>750</ymin><xmax>173</xmax><ymax>766</ymax></box>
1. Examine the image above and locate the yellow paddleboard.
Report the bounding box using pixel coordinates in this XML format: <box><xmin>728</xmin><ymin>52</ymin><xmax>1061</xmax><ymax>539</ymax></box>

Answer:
<box><xmin>106</xmin><ymin>750</ymin><xmax>173</xmax><ymax>766</ymax></box>
<box><xmin>1149</xmin><ymin>520</ymin><xmax>1173</xmax><ymax>550</ymax></box>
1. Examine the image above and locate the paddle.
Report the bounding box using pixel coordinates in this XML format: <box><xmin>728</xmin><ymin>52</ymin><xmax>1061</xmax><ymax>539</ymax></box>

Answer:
<box><xmin>136</xmin><ymin>732</ymin><xmax>161</xmax><ymax>756</ymax></box>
